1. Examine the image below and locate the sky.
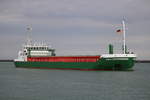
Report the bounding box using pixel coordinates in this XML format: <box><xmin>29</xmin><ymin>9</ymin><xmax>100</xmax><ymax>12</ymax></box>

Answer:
<box><xmin>0</xmin><ymin>0</ymin><xmax>150</xmax><ymax>60</ymax></box>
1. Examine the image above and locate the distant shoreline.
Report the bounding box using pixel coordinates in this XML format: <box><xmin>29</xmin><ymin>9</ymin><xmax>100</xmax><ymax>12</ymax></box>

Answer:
<box><xmin>135</xmin><ymin>60</ymin><xmax>150</xmax><ymax>63</ymax></box>
<box><xmin>0</xmin><ymin>60</ymin><xmax>150</xmax><ymax>63</ymax></box>
<box><xmin>0</xmin><ymin>60</ymin><xmax>13</xmax><ymax>62</ymax></box>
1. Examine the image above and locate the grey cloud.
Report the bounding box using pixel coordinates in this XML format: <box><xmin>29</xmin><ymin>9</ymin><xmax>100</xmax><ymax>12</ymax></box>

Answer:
<box><xmin>0</xmin><ymin>0</ymin><xmax>150</xmax><ymax>59</ymax></box>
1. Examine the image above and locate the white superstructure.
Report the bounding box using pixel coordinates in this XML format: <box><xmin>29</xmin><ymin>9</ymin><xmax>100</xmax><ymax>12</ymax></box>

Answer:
<box><xmin>14</xmin><ymin>43</ymin><xmax>55</xmax><ymax>61</ymax></box>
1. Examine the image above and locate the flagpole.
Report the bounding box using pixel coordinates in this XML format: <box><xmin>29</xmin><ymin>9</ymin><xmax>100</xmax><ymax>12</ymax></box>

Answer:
<box><xmin>122</xmin><ymin>20</ymin><xmax>126</xmax><ymax>54</ymax></box>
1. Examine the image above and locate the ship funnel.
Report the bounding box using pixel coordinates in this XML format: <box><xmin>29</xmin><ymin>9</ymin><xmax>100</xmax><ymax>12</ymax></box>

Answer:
<box><xmin>109</xmin><ymin>44</ymin><xmax>113</xmax><ymax>54</ymax></box>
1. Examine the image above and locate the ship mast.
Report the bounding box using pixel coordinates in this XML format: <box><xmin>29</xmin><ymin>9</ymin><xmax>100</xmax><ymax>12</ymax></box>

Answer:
<box><xmin>27</xmin><ymin>25</ymin><xmax>32</xmax><ymax>46</ymax></box>
<box><xmin>122</xmin><ymin>19</ymin><xmax>126</xmax><ymax>54</ymax></box>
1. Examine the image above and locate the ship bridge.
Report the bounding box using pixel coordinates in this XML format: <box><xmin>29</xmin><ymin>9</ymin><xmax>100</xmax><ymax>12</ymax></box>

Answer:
<box><xmin>23</xmin><ymin>43</ymin><xmax>56</xmax><ymax>57</ymax></box>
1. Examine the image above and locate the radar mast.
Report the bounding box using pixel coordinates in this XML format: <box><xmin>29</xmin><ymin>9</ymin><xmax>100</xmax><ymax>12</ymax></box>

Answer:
<box><xmin>26</xmin><ymin>25</ymin><xmax>32</xmax><ymax>46</ymax></box>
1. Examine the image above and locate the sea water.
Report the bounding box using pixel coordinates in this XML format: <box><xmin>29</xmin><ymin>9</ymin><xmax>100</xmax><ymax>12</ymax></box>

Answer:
<box><xmin>0</xmin><ymin>62</ymin><xmax>150</xmax><ymax>100</ymax></box>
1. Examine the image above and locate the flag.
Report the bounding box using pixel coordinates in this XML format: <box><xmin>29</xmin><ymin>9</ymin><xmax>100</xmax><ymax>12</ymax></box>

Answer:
<box><xmin>116</xmin><ymin>29</ymin><xmax>122</xmax><ymax>33</ymax></box>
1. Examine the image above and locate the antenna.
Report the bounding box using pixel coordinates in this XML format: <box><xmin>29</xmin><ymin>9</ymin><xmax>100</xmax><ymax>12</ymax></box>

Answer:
<box><xmin>122</xmin><ymin>19</ymin><xmax>126</xmax><ymax>54</ymax></box>
<box><xmin>27</xmin><ymin>25</ymin><xmax>32</xmax><ymax>45</ymax></box>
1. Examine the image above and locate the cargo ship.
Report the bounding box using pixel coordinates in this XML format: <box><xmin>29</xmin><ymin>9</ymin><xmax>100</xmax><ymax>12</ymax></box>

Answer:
<box><xmin>14</xmin><ymin>20</ymin><xmax>136</xmax><ymax>71</ymax></box>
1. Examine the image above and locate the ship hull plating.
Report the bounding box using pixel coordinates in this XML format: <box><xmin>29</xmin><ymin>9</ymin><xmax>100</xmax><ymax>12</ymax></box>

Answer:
<box><xmin>14</xmin><ymin>58</ymin><xmax>135</xmax><ymax>71</ymax></box>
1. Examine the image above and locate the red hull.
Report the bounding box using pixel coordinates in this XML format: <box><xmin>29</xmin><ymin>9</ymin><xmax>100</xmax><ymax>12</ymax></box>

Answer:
<box><xmin>27</xmin><ymin>56</ymin><xmax>100</xmax><ymax>62</ymax></box>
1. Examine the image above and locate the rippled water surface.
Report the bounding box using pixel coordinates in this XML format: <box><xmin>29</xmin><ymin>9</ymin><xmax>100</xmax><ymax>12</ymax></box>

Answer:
<box><xmin>0</xmin><ymin>62</ymin><xmax>150</xmax><ymax>100</ymax></box>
